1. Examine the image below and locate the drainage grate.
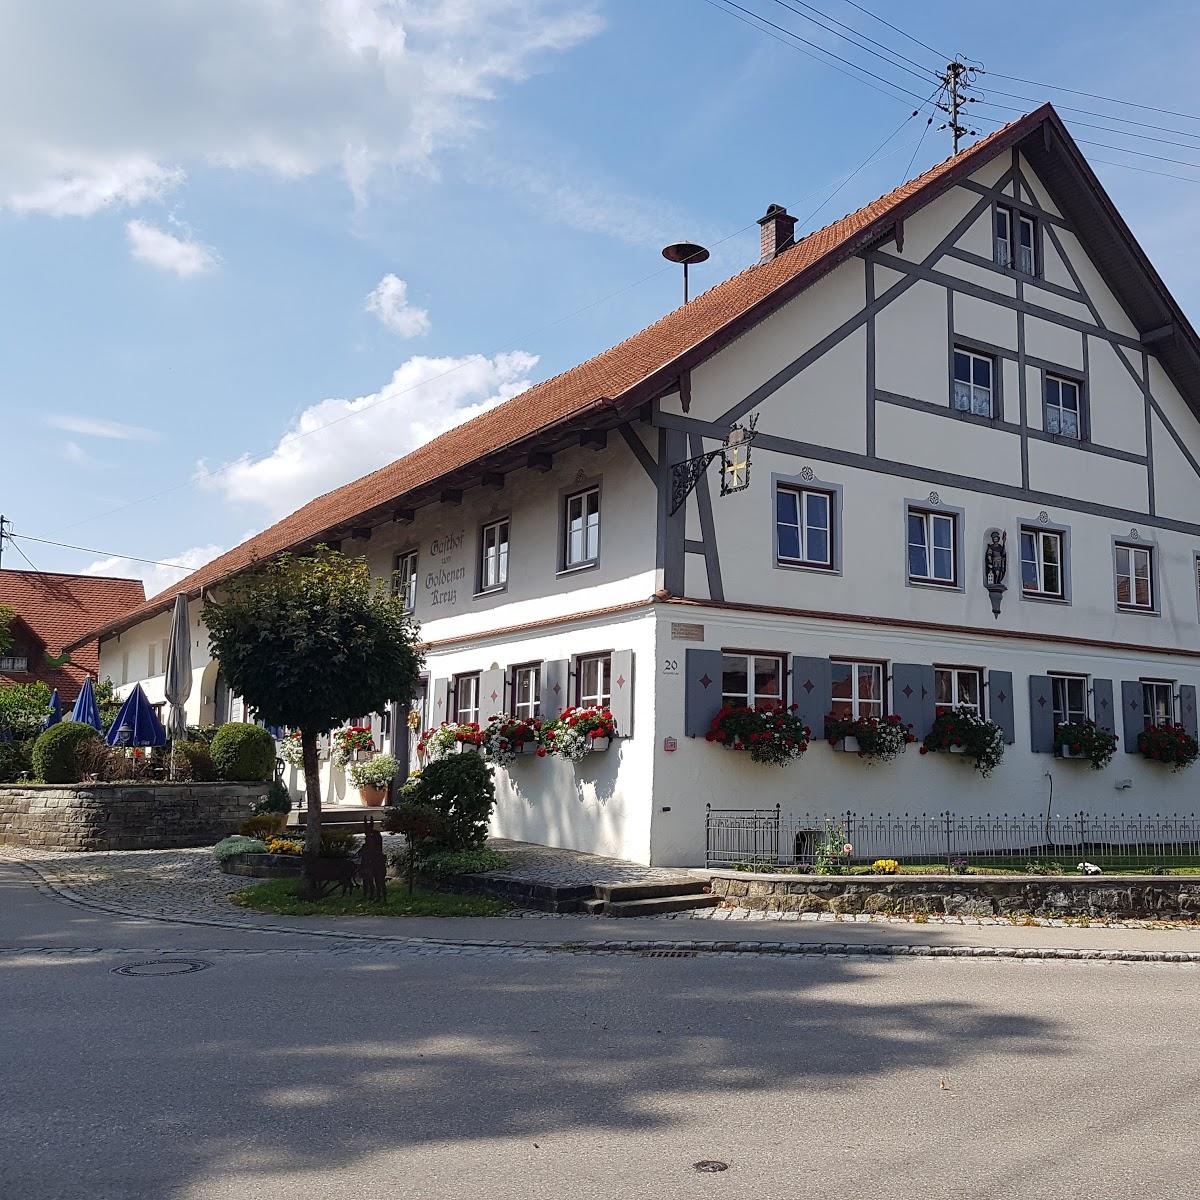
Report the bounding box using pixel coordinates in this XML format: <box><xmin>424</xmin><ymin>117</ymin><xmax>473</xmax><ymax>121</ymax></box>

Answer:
<box><xmin>638</xmin><ymin>949</ymin><xmax>698</xmax><ymax>959</ymax></box>
<box><xmin>693</xmin><ymin>1160</ymin><xmax>729</xmax><ymax>1173</ymax></box>
<box><xmin>112</xmin><ymin>959</ymin><xmax>214</xmax><ymax>977</ymax></box>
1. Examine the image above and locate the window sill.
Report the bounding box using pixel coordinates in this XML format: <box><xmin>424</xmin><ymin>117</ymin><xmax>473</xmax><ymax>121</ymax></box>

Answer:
<box><xmin>1020</xmin><ymin>591</ymin><xmax>1070</xmax><ymax>606</ymax></box>
<box><xmin>1039</xmin><ymin>431</ymin><xmax>1085</xmax><ymax>448</ymax></box>
<box><xmin>557</xmin><ymin>560</ymin><xmax>599</xmax><ymax>578</ymax></box>
<box><xmin>775</xmin><ymin>559</ymin><xmax>839</xmax><ymax>575</ymax></box>
<box><xmin>1116</xmin><ymin>604</ymin><xmax>1160</xmax><ymax>617</ymax></box>
<box><xmin>472</xmin><ymin>586</ymin><xmax>508</xmax><ymax>600</ymax></box>
<box><xmin>906</xmin><ymin>578</ymin><xmax>962</xmax><ymax>592</ymax></box>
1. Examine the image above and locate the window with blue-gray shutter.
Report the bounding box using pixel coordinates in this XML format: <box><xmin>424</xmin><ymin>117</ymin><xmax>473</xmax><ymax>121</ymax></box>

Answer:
<box><xmin>431</xmin><ymin>678</ymin><xmax>450</xmax><ymax>726</ymax></box>
<box><xmin>684</xmin><ymin>649</ymin><xmax>724</xmax><ymax>737</ymax></box>
<box><xmin>791</xmin><ymin>657</ymin><xmax>831</xmax><ymax>738</ymax></box>
<box><xmin>1028</xmin><ymin>675</ymin><xmax>1054</xmax><ymax>752</ymax></box>
<box><xmin>609</xmin><ymin>649</ymin><xmax>634</xmax><ymax>737</ymax></box>
<box><xmin>541</xmin><ymin>659</ymin><xmax>570</xmax><ymax>719</ymax></box>
<box><xmin>1181</xmin><ymin>684</ymin><xmax>1198</xmax><ymax>740</ymax></box>
<box><xmin>1092</xmin><ymin>678</ymin><xmax>1116</xmax><ymax>737</ymax></box>
<box><xmin>1120</xmin><ymin>681</ymin><xmax>1142</xmax><ymax>752</ymax></box>
<box><xmin>479</xmin><ymin>667</ymin><xmax>506</xmax><ymax>721</ymax></box>
<box><xmin>892</xmin><ymin>663</ymin><xmax>935</xmax><ymax>740</ymax></box>
<box><xmin>986</xmin><ymin>670</ymin><xmax>1015</xmax><ymax>744</ymax></box>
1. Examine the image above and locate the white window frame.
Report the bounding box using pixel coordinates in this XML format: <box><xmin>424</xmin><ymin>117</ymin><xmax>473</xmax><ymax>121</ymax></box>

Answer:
<box><xmin>563</xmin><ymin>486</ymin><xmax>600</xmax><ymax>570</ymax></box>
<box><xmin>994</xmin><ymin>204</ymin><xmax>1036</xmax><ymax>274</ymax></box>
<box><xmin>994</xmin><ymin>206</ymin><xmax>1012</xmax><ymax>268</ymax></box>
<box><xmin>720</xmin><ymin>652</ymin><xmax>786</xmax><ymax>712</ymax></box>
<box><xmin>576</xmin><ymin>653</ymin><xmax>612</xmax><ymax>708</ymax></box>
<box><xmin>934</xmin><ymin>666</ymin><xmax>983</xmax><ymax>716</ymax></box>
<box><xmin>147</xmin><ymin>642</ymin><xmax>157</xmax><ymax>676</ymax></box>
<box><xmin>511</xmin><ymin>663</ymin><xmax>541</xmax><ymax>720</ymax></box>
<box><xmin>907</xmin><ymin>509</ymin><xmax>958</xmax><ymax>586</ymax></box>
<box><xmin>1141</xmin><ymin>679</ymin><xmax>1175</xmax><ymax>729</ymax></box>
<box><xmin>952</xmin><ymin>348</ymin><xmax>995</xmax><ymax>417</ymax></box>
<box><xmin>1020</xmin><ymin>527</ymin><xmax>1065</xmax><ymax>599</ymax></box>
<box><xmin>478</xmin><ymin>518</ymin><xmax>510</xmax><ymax>594</ymax></box>
<box><xmin>395</xmin><ymin>549</ymin><xmax>419</xmax><ymax>613</ymax></box>
<box><xmin>1050</xmin><ymin>673</ymin><xmax>1089</xmax><ymax>727</ymax></box>
<box><xmin>830</xmin><ymin>659</ymin><xmax>885</xmax><ymax>721</ymax></box>
<box><xmin>775</xmin><ymin>486</ymin><xmax>833</xmax><ymax>569</ymax></box>
<box><xmin>453</xmin><ymin>672</ymin><xmax>480</xmax><ymax>725</ymax></box>
<box><xmin>0</xmin><ymin>654</ymin><xmax>29</xmax><ymax>672</ymax></box>
<box><xmin>1115</xmin><ymin>542</ymin><xmax>1154</xmax><ymax>611</ymax></box>
<box><xmin>1044</xmin><ymin>375</ymin><xmax>1082</xmax><ymax>440</ymax></box>
<box><xmin>1017</xmin><ymin>213</ymin><xmax>1037</xmax><ymax>274</ymax></box>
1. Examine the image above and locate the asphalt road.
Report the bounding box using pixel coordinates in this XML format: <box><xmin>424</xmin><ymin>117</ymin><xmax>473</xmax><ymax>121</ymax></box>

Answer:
<box><xmin>2</xmin><ymin>868</ymin><xmax>1198</xmax><ymax>1200</ymax></box>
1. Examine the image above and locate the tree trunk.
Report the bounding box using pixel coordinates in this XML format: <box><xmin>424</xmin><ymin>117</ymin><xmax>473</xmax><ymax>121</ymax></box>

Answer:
<box><xmin>299</xmin><ymin>729</ymin><xmax>323</xmax><ymax>899</ymax></box>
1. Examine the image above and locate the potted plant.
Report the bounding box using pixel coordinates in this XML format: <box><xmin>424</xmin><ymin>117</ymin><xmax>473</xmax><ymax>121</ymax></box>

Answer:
<box><xmin>704</xmin><ymin>703</ymin><xmax>811</xmax><ymax>766</ymax></box>
<box><xmin>1137</xmin><ymin>722</ymin><xmax>1199</xmax><ymax>771</ymax></box>
<box><xmin>1053</xmin><ymin>720</ymin><xmax>1118</xmax><ymax>770</ymax></box>
<box><xmin>480</xmin><ymin>715</ymin><xmax>545</xmax><ymax>767</ymax></box>
<box><xmin>349</xmin><ymin>752</ymin><xmax>398</xmax><ymax>806</ymax></box>
<box><xmin>331</xmin><ymin>725</ymin><xmax>375</xmax><ymax>768</ymax></box>
<box><xmin>824</xmin><ymin>713</ymin><xmax>915</xmax><ymax>763</ymax></box>
<box><xmin>921</xmin><ymin>708</ymin><xmax>1006</xmax><ymax>777</ymax></box>
<box><xmin>544</xmin><ymin>706</ymin><xmax>617</xmax><ymax>762</ymax></box>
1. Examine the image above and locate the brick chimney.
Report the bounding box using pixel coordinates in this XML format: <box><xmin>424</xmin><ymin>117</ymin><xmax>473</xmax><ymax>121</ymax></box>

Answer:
<box><xmin>757</xmin><ymin>203</ymin><xmax>797</xmax><ymax>262</ymax></box>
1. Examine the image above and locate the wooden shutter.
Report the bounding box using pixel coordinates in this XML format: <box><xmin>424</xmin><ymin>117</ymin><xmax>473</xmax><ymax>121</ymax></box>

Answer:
<box><xmin>684</xmin><ymin>649</ymin><xmax>724</xmax><ymax>737</ymax></box>
<box><xmin>891</xmin><ymin>663</ymin><xmax>935</xmax><ymax>740</ymax></box>
<box><xmin>609</xmin><ymin>649</ymin><xmax>634</xmax><ymax>737</ymax></box>
<box><xmin>1120</xmin><ymin>681</ymin><xmax>1142</xmax><ymax>753</ymax></box>
<box><xmin>1092</xmin><ymin>678</ymin><xmax>1117</xmax><ymax>737</ymax></box>
<box><xmin>431</xmin><ymin>677</ymin><xmax>450</xmax><ymax>725</ymax></box>
<box><xmin>1180</xmin><ymin>684</ymin><xmax>1198</xmax><ymax>740</ymax></box>
<box><xmin>541</xmin><ymin>659</ymin><xmax>570</xmax><ymax>718</ymax></box>
<box><xmin>790</xmin><ymin>656</ymin><xmax>831</xmax><ymax>739</ymax></box>
<box><xmin>1028</xmin><ymin>675</ymin><xmax>1054</xmax><ymax>753</ymax></box>
<box><xmin>479</xmin><ymin>667</ymin><xmax>505</xmax><ymax>721</ymax></box>
<box><xmin>986</xmin><ymin>670</ymin><xmax>1015</xmax><ymax>744</ymax></box>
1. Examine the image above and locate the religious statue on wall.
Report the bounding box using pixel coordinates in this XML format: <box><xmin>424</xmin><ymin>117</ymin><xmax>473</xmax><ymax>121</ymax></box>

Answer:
<box><xmin>983</xmin><ymin>529</ymin><xmax>1008</xmax><ymax>618</ymax></box>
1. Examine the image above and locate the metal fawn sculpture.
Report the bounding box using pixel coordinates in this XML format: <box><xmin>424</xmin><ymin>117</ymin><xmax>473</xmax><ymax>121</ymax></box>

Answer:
<box><xmin>359</xmin><ymin>816</ymin><xmax>388</xmax><ymax>903</ymax></box>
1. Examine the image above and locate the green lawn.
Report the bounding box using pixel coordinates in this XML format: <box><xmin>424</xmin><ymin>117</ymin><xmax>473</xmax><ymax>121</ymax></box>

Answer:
<box><xmin>230</xmin><ymin>878</ymin><xmax>512</xmax><ymax>917</ymax></box>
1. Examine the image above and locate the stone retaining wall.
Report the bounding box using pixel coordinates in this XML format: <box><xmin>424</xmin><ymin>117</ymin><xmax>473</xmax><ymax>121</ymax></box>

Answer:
<box><xmin>707</xmin><ymin>871</ymin><xmax>1200</xmax><ymax>919</ymax></box>
<box><xmin>218</xmin><ymin>852</ymin><xmax>303</xmax><ymax>878</ymax></box>
<box><xmin>0</xmin><ymin>782</ymin><xmax>268</xmax><ymax>851</ymax></box>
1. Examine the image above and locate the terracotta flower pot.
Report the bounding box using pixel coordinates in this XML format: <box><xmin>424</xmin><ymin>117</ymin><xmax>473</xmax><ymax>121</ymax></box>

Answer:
<box><xmin>359</xmin><ymin>783</ymin><xmax>388</xmax><ymax>807</ymax></box>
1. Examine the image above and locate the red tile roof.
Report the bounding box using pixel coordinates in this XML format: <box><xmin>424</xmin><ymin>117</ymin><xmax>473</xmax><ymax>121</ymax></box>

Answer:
<box><xmin>77</xmin><ymin>106</ymin><xmax>1051</xmax><ymax>648</ymax></box>
<box><xmin>0</xmin><ymin>569</ymin><xmax>145</xmax><ymax>699</ymax></box>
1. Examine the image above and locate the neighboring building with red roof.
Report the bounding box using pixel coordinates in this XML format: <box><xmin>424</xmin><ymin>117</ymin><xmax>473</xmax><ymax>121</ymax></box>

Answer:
<box><xmin>0</xmin><ymin>569</ymin><xmax>145</xmax><ymax>701</ymax></box>
<box><xmin>73</xmin><ymin>106</ymin><xmax>1200</xmax><ymax>863</ymax></box>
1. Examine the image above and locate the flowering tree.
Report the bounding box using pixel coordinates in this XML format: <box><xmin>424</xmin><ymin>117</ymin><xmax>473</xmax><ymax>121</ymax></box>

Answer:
<box><xmin>204</xmin><ymin>548</ymin><xmax>422</xmax><ymax>896</ymax></box>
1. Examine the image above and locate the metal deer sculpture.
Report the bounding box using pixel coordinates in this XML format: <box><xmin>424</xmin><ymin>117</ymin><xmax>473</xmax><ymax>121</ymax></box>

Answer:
<box><xmin>360</xmin><ymin>816</ymin><xmax>388</xmax><ymax>903</ymax></box>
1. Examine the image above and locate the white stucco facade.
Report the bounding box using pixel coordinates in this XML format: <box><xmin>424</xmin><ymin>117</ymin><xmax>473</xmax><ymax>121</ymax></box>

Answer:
<box><xmin>99</xmin><ymin>131</ymin><xmax>1200</xmax><ymax>866</ymax></box>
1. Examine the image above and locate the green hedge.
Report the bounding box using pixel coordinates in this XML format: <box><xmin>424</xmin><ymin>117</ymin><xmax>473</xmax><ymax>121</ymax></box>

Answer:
<box><xmin>31</xmin><ymin>721</ymin><xmax>101</xmax><ymax>784</ymax></box>
<box><xmin>210</xmin><ymin>723</ymin><xmax>276</xmax><ymax>782</ymax></box>
<box><xmin>0</xmin><ymin>738</ymin><xmax>33</xmax><ymax>783</ymax></box>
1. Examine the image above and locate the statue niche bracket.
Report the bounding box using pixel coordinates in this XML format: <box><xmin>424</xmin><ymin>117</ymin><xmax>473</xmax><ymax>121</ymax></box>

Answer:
<box><xmin>983</xmin><ymin>528</ymin><xmax>1008</xmax><ymax>619</ymax></box>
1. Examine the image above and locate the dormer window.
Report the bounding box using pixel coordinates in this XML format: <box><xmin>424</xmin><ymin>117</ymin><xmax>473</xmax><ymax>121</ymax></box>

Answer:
<box><xmin>0</xmin><ymin>653</ymin><xmax>29</xmax><ymax>672</ymax></box>
<box><xmin>994</xmin><ymin>205</ymin><xmax>1036</xmax><ymax>274</ymax></box>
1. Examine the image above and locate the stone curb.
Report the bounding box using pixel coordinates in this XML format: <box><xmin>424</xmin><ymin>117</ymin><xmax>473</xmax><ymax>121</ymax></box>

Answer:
<box><xmin>5</xmin><ymin>856</ymin><xmax>1200</xmax><ymax>965</ymax></box>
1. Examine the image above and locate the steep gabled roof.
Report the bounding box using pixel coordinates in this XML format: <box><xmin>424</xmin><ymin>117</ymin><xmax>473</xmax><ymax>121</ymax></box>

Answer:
<box><xmin>0</xmin><ymin>568</ymin><xmax>145</xmax><ymax>697</ymax></box>
<box><xmin>77</xmin><ymin>102</ymin><xmax>1200</xmax><ymax>646</ymax></box>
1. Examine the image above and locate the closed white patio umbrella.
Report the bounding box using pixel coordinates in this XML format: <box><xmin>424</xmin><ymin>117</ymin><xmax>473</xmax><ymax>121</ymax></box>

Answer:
<box><xmin>164</xmin><ymin>594</ymin><xmax>193</xmax><ymax>776</ymax></box>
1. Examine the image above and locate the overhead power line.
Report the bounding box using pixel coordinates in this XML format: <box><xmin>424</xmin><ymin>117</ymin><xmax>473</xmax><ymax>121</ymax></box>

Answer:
<box><xmin>983</xmin><ymin>70</ymin><xmax>1200</xmax><ymax>125</ymax></box>
<box><xmin>11</xmin><ymin>532</ymin><xmax>192</xmax><ymax>572</ymax></box>
<box><xmin>835</xmin><ymin>0</ymin><xmax>952</xmax><ymax>62</ymax></box>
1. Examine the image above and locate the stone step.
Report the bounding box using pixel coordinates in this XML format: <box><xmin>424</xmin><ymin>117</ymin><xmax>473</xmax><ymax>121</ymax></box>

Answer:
<box><xmin>594</xmin><ymin>879</ymin><xmax>710</xmax><ymax>902</ymax></box>
<box><xmin>593</xmin><ymin>893</ymin><xmax>722</xmax><ymax>918</ymax></box>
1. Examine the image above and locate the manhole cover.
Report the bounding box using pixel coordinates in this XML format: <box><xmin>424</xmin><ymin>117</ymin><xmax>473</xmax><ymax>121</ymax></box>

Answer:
<box><xmin>639</xmin><ymin>949</ymin><xmax>697</xmax><ymax>959</ymax></box>
<box><xmin>112</xmin><ymin>959</ymin><xmax>213</xmax><ymax>977</ymax></box>
<box><xmin>693</xmin><ymin>1160</ymin><xmax>729</xmax><ymax>1173</ymax></box>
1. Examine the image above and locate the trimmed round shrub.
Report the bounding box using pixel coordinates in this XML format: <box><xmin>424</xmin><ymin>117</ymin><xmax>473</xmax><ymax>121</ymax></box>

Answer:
<box><xmin>0</xmin><ymin>738</ymin><xmax>33</xmax><ymax>783</ymax></box>
<box><xmin>31</xmin><ymin>721</ymin><xmax>102</xmax><ymax>784</ymax></box>
<box><xmin>210</xmin><ymin>723</ymin><xmax>276</xmax><ymax>782</ymax></box>
<box><xmin>400</xmin><ymin>753</ymin><xmax>495</xmax><ymax>850</ymax></box>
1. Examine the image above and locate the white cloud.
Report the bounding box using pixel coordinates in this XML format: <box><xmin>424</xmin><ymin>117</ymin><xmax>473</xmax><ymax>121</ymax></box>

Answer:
<box><xmin>61</xmin><ymin>441</ymin><xmax>90</xmax><ymax>464</ymax></box>
<box><xmin>126</xmin><ymin>219</ymin><xmax>218</xmax><ymax>277</ymax></box>
<box><xmin>200</xmin><ymin>350</ymin><xmax>539</xmax><ymax>520</ymax></box>
<box><xmin>365</xmin><ymin>273</ymin><xmax>430</xmax><ymax>336</ymax></box>
<box><xmin>46</xmin><ymin>414</ymin><xmax>160</xmax><ymax>441</ymax></box>
<box><xmin>84</xmin><ymin>543</ymin><xmax>226</xmax><ymax>598</ymax></box>
<box><xmin>0</xmin><ymin>1</ymin><xmax>602</xmax><ymax>215</ymax></box>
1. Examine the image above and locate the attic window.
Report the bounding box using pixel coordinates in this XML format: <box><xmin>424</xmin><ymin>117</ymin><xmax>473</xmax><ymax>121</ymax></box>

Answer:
<box><xmin>0</xmin><ymin>655</ymin><xmax>29</xmax><ymax>672</ymax></box>
<box><xmin>994</xmin><ymin>205</ymin><xmax>1036</xmax><ymax>275</ymax></box>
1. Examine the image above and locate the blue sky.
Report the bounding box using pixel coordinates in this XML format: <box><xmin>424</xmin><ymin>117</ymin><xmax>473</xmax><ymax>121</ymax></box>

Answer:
<box><xmin>3</xmin><ymin>0</ymin><xmax>1199</xmax><ymax>594</ymax></box>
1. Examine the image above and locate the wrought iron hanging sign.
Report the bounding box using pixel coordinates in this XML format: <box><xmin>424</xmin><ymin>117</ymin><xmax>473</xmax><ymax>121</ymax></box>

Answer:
<box><xmin>670</xmin><ymin>414</ymin><xmax>758</xmax><ymax>516</ymax></box>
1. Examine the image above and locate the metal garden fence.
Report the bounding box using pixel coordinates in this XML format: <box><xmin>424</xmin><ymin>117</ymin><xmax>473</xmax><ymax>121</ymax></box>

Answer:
<box><xmin>704</xmin><ymin>805</ymin><xmax>1200</xmax><ymax>871</ymax></box>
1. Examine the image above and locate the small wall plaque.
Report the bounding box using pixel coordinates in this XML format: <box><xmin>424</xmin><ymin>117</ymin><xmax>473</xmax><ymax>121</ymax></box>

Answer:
<box><xmin>663</xmin><ymin>737</ymin><xmax>678</xmax><ymax>753</ymax></box>
<box><xmin>671</xmin><ymin>622</ymin><xmax>704</xmax><ymax>641</ymax></box>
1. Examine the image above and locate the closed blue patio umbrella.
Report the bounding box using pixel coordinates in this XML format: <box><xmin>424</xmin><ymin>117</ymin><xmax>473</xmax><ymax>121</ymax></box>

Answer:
<box><xmin>70</xmin><ymin>677</ymin><xmax>104</xmax><ymax>732</ymax></box>
<box><xmin>105</xmin><ymin>684</ymin><xmax>166</xmax><ymax>749</ymax></box>
<box><xmin>43</xmin><ymin>689</ymin><xmax>62</xmax><ymax>730</ymax></box>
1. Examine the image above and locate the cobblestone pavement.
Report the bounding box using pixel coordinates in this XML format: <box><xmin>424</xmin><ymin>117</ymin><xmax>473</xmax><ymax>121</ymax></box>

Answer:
<box><xmin>1</xmin><ymin>843</ymin><xmax>1196</xmax><ymax>933</ymax></box>
<box><xmin>482</xmin><ymin>838</ymin><xmax>696</xmax><ymax>885</ymax></box>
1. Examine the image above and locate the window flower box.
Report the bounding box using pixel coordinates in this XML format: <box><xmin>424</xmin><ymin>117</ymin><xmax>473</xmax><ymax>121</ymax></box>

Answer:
<box><xmin>589</xmin><ymin>736</ymin><xmax>611</xmax><ymax>753</ymax></box>
<box><xmin>921</xmin><ymin>709</ymin><xmax>1006</xmax><ymax>776</ymax></box>
<box><xmin>545</xmin><ymin>706</ymin><xmax>618</xmax><ymax>762</ymax></box>
<box><xmin>1136</xmin><ymin>722</ymin><xmax>1199</xmax><ymax>771</ymax></box>
<box><xmin>706</xmin><ymin>704</ymin><xmax>810</xmax><ymax>766</ymax></box>
<box><xmin>1056</xmin><ymin>744</ymin><xmax>1085</xmax><ymax>760</ymax></box>
<box><xmin>837</xmin><ymin>736</ymin><xmax>861</xmax><ymax>754</ymax></box>
<box><xmin>824</xmin><ymin>714</ymin><xmax>915</xmax><ymax>764</ymax></box>
<box><xmin>948</xmin><ymin>744</ymin><xmax>968</xmax><ymax>755</ymax></box>
<box><xmin>1053</xmin><ymin>720</ymin><xmax>1118</xmax><ymax>771</ymax></box>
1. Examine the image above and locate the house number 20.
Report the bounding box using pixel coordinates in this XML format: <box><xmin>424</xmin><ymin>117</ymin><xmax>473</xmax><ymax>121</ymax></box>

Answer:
<box><xmin>662</xmin><ymin>658</ymin><xmax>679</xmax><ymax>675</ymax></box>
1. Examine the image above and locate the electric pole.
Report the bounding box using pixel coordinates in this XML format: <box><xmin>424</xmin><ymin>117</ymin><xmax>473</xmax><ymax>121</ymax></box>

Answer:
<box><xmin>0</xmin><ymin>515</ymin><xmax>8</xmax><ymax>571</ymax></box>
<box><xmin>937</xmin><ymin>60</ymin><xmax>979</xmax><ymax>154</ymax></box>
